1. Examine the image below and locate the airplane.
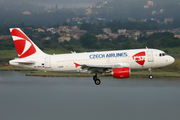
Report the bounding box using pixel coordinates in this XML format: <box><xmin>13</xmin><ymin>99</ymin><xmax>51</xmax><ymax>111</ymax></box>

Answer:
<box><xmin>9</xmin><ymin>28</ymin><xmax>175</xmax><ymax>85</ymax></box>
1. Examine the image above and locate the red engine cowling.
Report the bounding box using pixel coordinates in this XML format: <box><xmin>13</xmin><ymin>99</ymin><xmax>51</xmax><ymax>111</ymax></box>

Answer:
<box><xmin>112</xmin><ymin>67</ymin><xmax>130</xmax><ymax>78</ymax></box>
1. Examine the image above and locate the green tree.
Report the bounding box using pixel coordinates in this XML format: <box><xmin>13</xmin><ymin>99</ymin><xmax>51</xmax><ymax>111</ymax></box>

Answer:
<box><xmin>79</xmin><ymin>34</ymin><xmax>98</xmax><ymax>49</ymax></box>
<box><xmin>42</xmin><ymin>40</ymin><xmax>53</xmax><ymax>48</ymax></box>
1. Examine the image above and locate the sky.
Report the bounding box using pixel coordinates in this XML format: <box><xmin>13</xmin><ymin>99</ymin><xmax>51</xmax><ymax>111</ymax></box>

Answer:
<box><xmin>10</xmin><ymin>0</ymin><xmax>114</xmax><ymax>8</ymax></box>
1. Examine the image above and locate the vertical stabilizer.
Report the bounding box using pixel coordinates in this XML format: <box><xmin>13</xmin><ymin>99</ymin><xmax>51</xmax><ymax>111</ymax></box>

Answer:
<box><xmin>10</xmin><ymin>28</ymin><xmax>46</xmax><ymax>58</ymax></box>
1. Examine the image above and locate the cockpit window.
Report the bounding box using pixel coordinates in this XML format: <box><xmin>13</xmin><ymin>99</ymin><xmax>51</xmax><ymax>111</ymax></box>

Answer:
<box><xmin>159</xmin><ymin>53</ymin><xmax>167</xmax><ymax>57</ymax></box>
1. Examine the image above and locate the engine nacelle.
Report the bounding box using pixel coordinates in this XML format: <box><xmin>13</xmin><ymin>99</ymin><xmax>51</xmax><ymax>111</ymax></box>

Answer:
<box><xmin>112</xmin><ymin>67</ymin><xmax>130</xmax><ymax>78</ymax></box>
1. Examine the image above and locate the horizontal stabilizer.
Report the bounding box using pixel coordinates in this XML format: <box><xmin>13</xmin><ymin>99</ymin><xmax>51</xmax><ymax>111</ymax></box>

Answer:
<box><xmin>10</xmin><ymin>60</ymin><xmax>35</xmax><ymax>65</ymax></box>
<box><xmin>16</xmin><ymin>61</ymin><xmax>35</xmax><ymax>64</ymax></box>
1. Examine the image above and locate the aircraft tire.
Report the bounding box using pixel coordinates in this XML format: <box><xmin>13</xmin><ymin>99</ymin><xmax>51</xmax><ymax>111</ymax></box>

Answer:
<box><xmin>94</xmin><ymin>79</ymin><xmax>101</xmax><ymax>85</ymax></box>
<box><xmin>149</xmin><ymin>75</ymin><xmax>153</xmax><ymax>79</ymax></box>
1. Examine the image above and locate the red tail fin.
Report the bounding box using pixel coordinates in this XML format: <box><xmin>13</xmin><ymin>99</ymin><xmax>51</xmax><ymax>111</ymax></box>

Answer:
<box><xmin>10</xmin><ymin>28</ymin><xmax>45</xmax><ymax>58</ymax></box>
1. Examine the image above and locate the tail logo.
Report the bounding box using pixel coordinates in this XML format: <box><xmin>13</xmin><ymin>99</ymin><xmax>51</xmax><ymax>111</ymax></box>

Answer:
<box><xmin>11</xmin><ymin>29</ymin><xmax>36</xmax><ymax>58</ymax></box>
<box><xmin>132</xmin><ymin>51</ymin><xmax>146</xmax><ymax>66</ymax></box>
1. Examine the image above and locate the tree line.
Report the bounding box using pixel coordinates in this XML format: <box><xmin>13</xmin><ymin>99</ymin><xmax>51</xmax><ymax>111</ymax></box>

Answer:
<box><xmin>80</xmin><ymin>20</ymin><xmax>180</xmax><ymax>35</ymax></box>
<box><xmin>1</xmin><ymin>29</ymin><xmax>180</xmax><ymax>54</ymax></box>
<box><xmin>1</xmin><ymin>18</ymin><xmax>180</xmax><ymax>35</ymax></box>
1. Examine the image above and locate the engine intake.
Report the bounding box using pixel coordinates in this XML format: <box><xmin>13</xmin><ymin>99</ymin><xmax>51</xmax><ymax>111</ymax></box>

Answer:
<box><xmin>112</xmin><ymin>67</ymin><xmax>130</xmax><ymax>78</ymax></box>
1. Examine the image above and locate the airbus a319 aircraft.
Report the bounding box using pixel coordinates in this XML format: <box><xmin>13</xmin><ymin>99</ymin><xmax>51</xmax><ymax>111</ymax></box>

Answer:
<box><xmin>9</xmin><ymin>28</ymin><xmax>175</xmax><ymax>85</ymax></box>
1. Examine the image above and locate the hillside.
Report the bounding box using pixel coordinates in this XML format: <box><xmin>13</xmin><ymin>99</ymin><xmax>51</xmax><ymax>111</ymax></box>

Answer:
<box><xmin>90</xmin><ymin>0</ymin><xmax>180</xmax><ymax>22</ymax></box>
<box><xmin>0</xmin><ymin>0</ymin><xmax>180</xmax><ymax>26</ymax></box>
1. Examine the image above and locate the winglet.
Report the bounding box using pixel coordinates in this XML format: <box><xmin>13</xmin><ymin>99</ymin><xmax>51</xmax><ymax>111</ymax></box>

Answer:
<box><xmin>74</xmin><ymin>62</ymin><xmax>80</xmax><ymax>68</ymax></box>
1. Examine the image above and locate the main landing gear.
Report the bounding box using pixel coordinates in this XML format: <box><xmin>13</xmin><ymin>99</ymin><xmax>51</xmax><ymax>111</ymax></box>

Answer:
<box><xmin>93</xmin><ymin>73</ymin><xmax>101</xmax><ymax>85</ymax></box>
<box><xmin>148</xmin><ymin>68</ymin><xmax>153</xmax><ymax>79</ymax></box>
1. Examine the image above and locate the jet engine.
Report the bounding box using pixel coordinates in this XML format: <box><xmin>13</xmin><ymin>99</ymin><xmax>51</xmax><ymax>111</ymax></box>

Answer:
<box><xmin>112</xmin><ymin>67</ymin><xmax>130</xmax><ymax>78</ymax></box>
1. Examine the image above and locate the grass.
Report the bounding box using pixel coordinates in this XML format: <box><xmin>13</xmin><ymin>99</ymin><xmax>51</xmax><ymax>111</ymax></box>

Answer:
<box><xmin>24</xmin><ymin>70</ymin><xmax>180</xmax><ymax>78</ymax></box>
<box><xmin>1</xmin><ymin>64</ymin><xmax>180</xmax><ymax>78</ymax></box>
<box><xmin>26</xmin><ymin>71</ymin><xmax>95</xmax><ymax>77</ymax></box>
<box><xmin>0</xmin><ymin>67</ymin><xmax>32</xmax><ymax>71</ymax></box>
<box><xmin>0</xmin><ymin>50</ymin><xmax>17</xmax><ymax>62</ymax></box>
<box><xmin>162</xmin><ymin>47</ymin><xmax>180</xmax><ymax>58</ymax></box>
<box><xmin>131</xmin><ymin>70</ymin><xmax>180</xmax><ymax>77</ymax></box>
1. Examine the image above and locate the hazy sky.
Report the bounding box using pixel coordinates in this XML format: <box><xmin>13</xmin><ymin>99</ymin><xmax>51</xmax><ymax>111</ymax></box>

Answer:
<box><xmin>11</xmin><ymin>0</ymin><xmax>114</xmax><ymax>8</ymax></box>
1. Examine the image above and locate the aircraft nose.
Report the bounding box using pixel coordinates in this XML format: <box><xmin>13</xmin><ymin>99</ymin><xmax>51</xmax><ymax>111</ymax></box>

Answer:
<box><xmin>169</xmin><ymin>56</ymin><xmax>175</xmax><ymax>64</ymax></box>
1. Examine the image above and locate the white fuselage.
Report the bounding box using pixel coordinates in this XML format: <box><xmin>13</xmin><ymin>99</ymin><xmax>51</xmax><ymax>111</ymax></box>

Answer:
<box><xmin>9</xmin><ymin>48</ymin><xmax>175</xmax><ymax>73</ymax></box>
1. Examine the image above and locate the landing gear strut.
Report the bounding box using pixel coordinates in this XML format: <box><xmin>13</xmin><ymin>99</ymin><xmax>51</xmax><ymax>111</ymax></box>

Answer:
<box><xmin>93</xmin><ymin>73</ymin><xmax>101</xmax><ymax>85</ymax></box>
<box><xmin>148</xmin><ymin>68</ymin><xmax>153</xmax><ymax>79</ymax></box>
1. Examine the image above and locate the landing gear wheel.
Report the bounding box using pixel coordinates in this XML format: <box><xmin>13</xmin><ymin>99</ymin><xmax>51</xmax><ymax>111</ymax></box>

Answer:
<box><xmin>149</xmin><ymin>75</ymin><xmax>153</xmax><ymax>79</ymax></box>
<box><xmin>94</xmin><ymin>79</ymin><xmax>101</xmax><ymax>85</ymax></box>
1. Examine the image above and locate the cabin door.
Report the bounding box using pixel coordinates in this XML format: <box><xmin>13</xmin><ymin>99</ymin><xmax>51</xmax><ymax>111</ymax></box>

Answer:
<box><xmin>147</xmin><ymin>51</ymin><xmax>154</xmax><ymax>62</ymax></box>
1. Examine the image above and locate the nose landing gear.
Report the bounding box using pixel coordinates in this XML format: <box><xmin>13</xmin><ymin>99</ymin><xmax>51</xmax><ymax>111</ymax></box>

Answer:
<box><xmin>148</xmin><ymin>68</ymin><xmax>153</xmax><ymax>79</ymax></box>
<box><xmin>93</xmin><ymin>73</ymin><xmax>101</xmax><ymax>85</ymax></box>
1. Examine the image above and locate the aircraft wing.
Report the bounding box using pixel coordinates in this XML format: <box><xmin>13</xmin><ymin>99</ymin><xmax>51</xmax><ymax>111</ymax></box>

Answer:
<box><xmin>74</xmin><ymin>62</ymin><xmax>130</xmax><ymax>73</ymax></box>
